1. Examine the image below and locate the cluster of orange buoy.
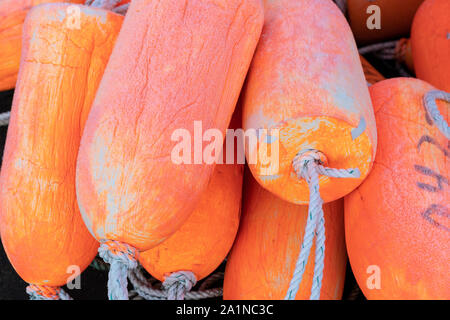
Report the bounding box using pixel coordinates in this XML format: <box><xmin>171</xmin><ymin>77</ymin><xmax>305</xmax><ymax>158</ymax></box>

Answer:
<box><xmin>0</xmin><ymin>0</ymin><xmax>447</xmax><ymax>301</ymax></box>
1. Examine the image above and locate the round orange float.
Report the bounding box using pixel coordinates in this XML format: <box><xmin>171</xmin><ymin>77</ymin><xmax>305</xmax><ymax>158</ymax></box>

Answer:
<box><xmin>411</xmin><ymin>0</ymin><xmax>450</xmax><ymax>92</ymax></box>
<box><xmin>345</xmin><ymin>77</ymin><xmax>449</xmax><ymax>299</ymax></box>
<box><xmin>243</xmin><ymin>0</ymin><xmax>377</xmax><ymax>205</ymax></box>
<box><xmin>0</xmin><ymin>3</ymin><xmax>123</xmax><ymax>299</ymax></box>
<box><xmin>223</xmin><ymin>170</ymin><xmax>347</xmax><ymax>300</ymax></box>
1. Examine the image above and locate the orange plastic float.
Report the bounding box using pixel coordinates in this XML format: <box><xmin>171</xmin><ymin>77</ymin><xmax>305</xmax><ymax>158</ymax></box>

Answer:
<box><xmin>0</xmin><ymin>4</ymin><xmax>123</xmax><ymax>299</ymax></box>
<box><xmin>411</xmin><ymin>0</ymin><xmax>450</xmax><ymax>92</ymax></box>
<box><xmin>223</xmin><ymin>170</ymin><xmax>347</xmax><ymax>300</ymax></box>
<box><xmin>345</xmin><ymin>78</ymin><xmax>449</xmax><ymax>299</ymax></box>
<box><xmin>76</xmin><ymin>0</ymin><xmax>263</xmax><ymax>300</ymax></box>
<box><xmin>242</xmin><ymin>0</ymin><xmax>375</xmax><ymax>300</ymax></box>
<box><xmin>347</xmin><ymin>0</ymin><xmax>424</xmax><ymax>46</ymax></box>
<box><xmin>0</xmin><ymin>0</ymin><xmax>85</xmax><ymax>92</ymax></box>
<box><xmin>243</xmin><ymin>0</ymin><xmax>377</xmax><ymax>205</ymax></box>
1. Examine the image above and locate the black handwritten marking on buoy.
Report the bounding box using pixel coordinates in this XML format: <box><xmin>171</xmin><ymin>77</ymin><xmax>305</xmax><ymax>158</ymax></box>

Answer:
<box><xmin>421</xmin><ymin>204</ymin><xmax>450</xmax><ymax>233</ymax></box>
<box><xmin>417</xmin><ymin>135</ymin><xmax>449</xmax><ymax>158</ymax></box>
<box><xmin>414</xmin><ymin>165</ymin><xmax>449</xmax><ymax>193</ymax></box>
<box><xmin>414</xmin><ymin>98</ymin><xmax>449</xmax><ymax>231</ymax></box>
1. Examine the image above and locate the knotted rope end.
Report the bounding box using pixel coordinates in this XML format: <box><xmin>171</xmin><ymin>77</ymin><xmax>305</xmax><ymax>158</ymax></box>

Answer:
<box><xmin>163</xmin><ymin>271</ymin><xmax>197</xmax><ymax>300</ymax></box>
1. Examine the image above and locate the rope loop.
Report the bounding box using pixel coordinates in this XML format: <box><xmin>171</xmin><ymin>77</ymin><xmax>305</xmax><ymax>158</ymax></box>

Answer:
<box><xmin>99</xmin><ymin>240</ymin><xmax>138</xmax><ymax>300</ymax></box>
<box><xmin>26</xmin><ymin>284</ymin><xmax>72</xmax><ymax>300</ymax></box>
<box><xmin>423</xmin><ymin>90</ymin><xmax>450</xmax><ymax>139</ymax></box>
<box><xmin>128</xmin><ymin>267</ymin><xmax>223</xmax><ymax>300</ymax></box>
<box><xmin>286</xmin><ymin>149</ymin><xmax>360</xmax><ymax>300</ymax></box>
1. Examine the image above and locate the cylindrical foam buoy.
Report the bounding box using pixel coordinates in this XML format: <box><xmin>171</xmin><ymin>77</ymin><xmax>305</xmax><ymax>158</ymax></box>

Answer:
<box><xmin>347</xmin><ymin>0</ymin><xmax>424</xmax><ymax>46</ymax></box>
<box><xmin>345</xmin><ymin>77</ymin><xmax>449</xmax><ymax>299</ymax></box>
<box><xmin>411</xmin><ymin>0</ymin><xmax>450</xmax><ymax>92</ymax></box>
<box><xmin>0</xmin><ymin>0</ymin><xmax>85</xmax><ymax>92</ymax></box>
<box><xmin>223</xmin><ymin>169</ymin><xmax>347</xmax><ymax>300</ymax></box>
<box><xmin>243</xmin><ymin>0</ymin><xmax>377</xmax><ymax>205</ymax></box>
<box><xmin>0</xmin><ymin>3</ymin><xmax>123</xmax><ymax>299</ymax></box>
<box><xmin>76</xmin><ymin>0</ymin><xmax>263</xmax><ymax>299</ymax></box>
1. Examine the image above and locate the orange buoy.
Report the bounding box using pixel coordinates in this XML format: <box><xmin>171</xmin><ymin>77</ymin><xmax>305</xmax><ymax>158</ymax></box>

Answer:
<box><xmin>347</xmin><ymin>0</ymin><xmax>424</xmax><ymax>46</ymax></box>
<box><xmin>360</xmin><ymin>55</ymin><xmax>385</xmax><ymax>85</ymax></box>
<box><xmin>411</xmin><ymin>0</ymin><xmax>450</xmax><ymax>92</ymax></box>
<box><xmin>0</xmin><ymin>4</ymin><xmax>123</xmax><ymax>299</ymax></box>
<box><xmin>0</xmin><ymin>0</ymin><xmax>85</xmax><ymax>92</ymax></box>
<box><xmin>76</xmin><ymin>0</ymin><xmax>263</xmax><ymax>300</ymax></box>
<box><xmin>223</xmin><ymin>169</ymin><xmax>347</xmax><ymax>300</ymax></box>
<box><xmin>345</xmin><ymin>77</ymin><xmax>449</xmax><ymax>299</ymax></box>
<box><xmin>243</xmin><ymin>0</ymin><xmax>377</xmax><ymax>205</ymax></box>
<box><xmin>136</xmin><ymin>110</ymin><xmax>244</xmax><ymax>300</ymax></box>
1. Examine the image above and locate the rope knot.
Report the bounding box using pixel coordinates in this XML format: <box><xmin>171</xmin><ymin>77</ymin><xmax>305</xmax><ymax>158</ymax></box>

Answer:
<box><xmin>163</xmin><ymin>271</ymin><xmax>197</xmax><ymax>300</ymax></box>
<box><xmin>293</xmin><ymin>149</ymin><xmax>327</xmax><ymax>182</ymax></box>
<box><xmin>99</xmin><ymin>240</ymin><xmax>138</xmax><ymax>300</ymax></box>
<box><xmin>286</xmin><ymin>149</ymin><xmax>361</xmax><ymax>300</ymax></box>
<box><xmin>26</xmin><ymin>284</ymin><xmax>72</xmax><ymax>300</ymax></box>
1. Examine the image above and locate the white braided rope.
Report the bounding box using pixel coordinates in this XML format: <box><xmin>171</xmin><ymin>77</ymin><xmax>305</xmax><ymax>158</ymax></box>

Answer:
<box><xmin>98</xmin><ymin>241</ymin><xmax>138</xmax><ymax>300</ymax></box>
<box><xmin>0</xmin><ymin>111</ymin><xmax>10</xmax><ymax>126</ymax></box>
<box><xmin>164</xmin><ymin>271</ymin><xmax>197</xmax><ymax>300</ymax></box>
<box><xmin>285</xmin><ymin>150</ymin><xmax>360</xmax><ymax>300</ymax></box>
<box><xmin>128</xmin><ymin>267</ymin><xmax>223</xmax><ymax>300</ymax></box>
<box><xmin>26</xmin><ymin>285</ymin><xmax>73</xmax><ymax>300</ymax></box>
<box><xmin>310</xmin><ymin>208</ymin><xmax>325</xmax><ymax>300</ymax></box>
<box><xmin>424</xmin><ymin>90</ymin><xmax>450</xmax><ymax>139</ymax></box>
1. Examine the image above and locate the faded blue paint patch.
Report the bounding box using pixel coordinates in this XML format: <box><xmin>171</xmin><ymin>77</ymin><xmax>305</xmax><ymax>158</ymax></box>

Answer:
<box><xmin>334</xmin><ymin>88</ymin><xmax>357</xmax><ymax>114</ymax></box>
<box><xmin>351</xmin><ymin>117</ymin><xmax>366</xmax><ymax>140</ymax></box>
